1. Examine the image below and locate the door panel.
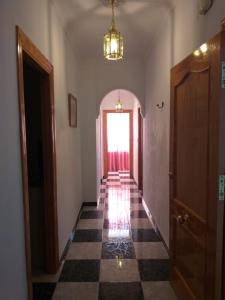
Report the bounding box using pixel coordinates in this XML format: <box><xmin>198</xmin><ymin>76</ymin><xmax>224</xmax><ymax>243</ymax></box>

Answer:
<box><xmin>170</xmin><ymin>29</ymin><xmax>225</xmax><ymax>300</ymax></box>
<box><xmin>175</xmin><ymin>71</ymin><xmax>209</xmax><ymax>219</ymax></box>
<box><xmin>172</xmin><ymin>201</ymin><xmax>206</xmax><ymax>300</ymax></box>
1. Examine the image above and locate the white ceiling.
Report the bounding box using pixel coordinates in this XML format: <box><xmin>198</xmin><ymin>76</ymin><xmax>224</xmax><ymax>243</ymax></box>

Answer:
<box><xmin>52</xmin><ymin>0</ymin><xmax>173</xmax><ymax>59</ymax></box>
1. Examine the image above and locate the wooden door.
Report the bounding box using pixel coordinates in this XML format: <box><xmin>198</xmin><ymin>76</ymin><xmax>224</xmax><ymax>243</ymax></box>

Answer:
<box><xmin>170</xmin><ymin>23</ymin><xmax>225</xmax><ymax>300</ymax></box>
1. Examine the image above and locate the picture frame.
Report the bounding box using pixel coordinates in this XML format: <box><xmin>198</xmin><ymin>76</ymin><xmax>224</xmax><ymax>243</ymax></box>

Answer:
<box><xmin>68</xmin><ymin>93</ymin><xmax>77</xmax><ymax>128</ymax></box>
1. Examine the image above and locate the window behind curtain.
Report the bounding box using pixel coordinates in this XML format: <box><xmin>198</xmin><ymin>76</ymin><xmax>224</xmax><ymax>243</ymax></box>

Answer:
<box><xmin>107</xmin><ymin>113</ymin><xmax>130</xmax><ymax>172</ymax></box>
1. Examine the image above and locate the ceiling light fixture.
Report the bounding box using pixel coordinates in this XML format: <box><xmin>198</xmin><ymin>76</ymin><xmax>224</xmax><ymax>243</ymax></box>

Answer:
<box><xmin>103</xmin><ymin>0</ymin><xmax>124</xmax><ymax>61</ymax></box>
<box><xmin>115</xmin><ymin>90</ymin><xmax>123</xmax><ymax>112</ymax></box>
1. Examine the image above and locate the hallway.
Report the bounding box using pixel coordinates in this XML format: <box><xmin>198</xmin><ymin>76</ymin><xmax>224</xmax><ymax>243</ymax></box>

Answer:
<box><xmin>2</xmin><ymin>1</ymin><xmax>225</xmax><ymax>299</ymax></box>
<box><xmin>34</xmin><ymin>172</ymin><xmax>177</xmax><ymax>299</ymax></box>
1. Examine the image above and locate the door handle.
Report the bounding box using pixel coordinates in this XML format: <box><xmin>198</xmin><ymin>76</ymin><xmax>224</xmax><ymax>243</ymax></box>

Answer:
<box><xmin>183</xmin><ymin>214</ymin><xmax>190</xmax><ymax>225</ymax></box>
<box><xmin>176</xmin><ymin>215</ymin><xmax>184</xmax><ymax>225</ymax></box>
<box><xmin>176</xmin><ymin>214</ymin><xmax>190</xmax><ymax>226</ymax></box>
<box><xmin>169</xmin><ymin>172</ymin><xmax>174</xmax><ymax>179</ymax></box>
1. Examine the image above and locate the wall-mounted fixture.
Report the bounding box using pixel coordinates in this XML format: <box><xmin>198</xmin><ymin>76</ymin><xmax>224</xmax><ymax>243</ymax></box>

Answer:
<box><xmin>115</xmin><ymin>90</ymin><xmax>123</xmax><ymax>112</ymax></box>
<box><xmin>103</xmin><ymin>0</ymin><xmax>124</xmax><ymax>60</ymax></box>
<box><xmin>156</xmin><ymin>101</ymin><xmax>165</xmax><ymax>109</ymax></box>
<box><xmin>198</xmin><ymin>0</ymin><xmax>213</xmax><ymax>15</ymax></box>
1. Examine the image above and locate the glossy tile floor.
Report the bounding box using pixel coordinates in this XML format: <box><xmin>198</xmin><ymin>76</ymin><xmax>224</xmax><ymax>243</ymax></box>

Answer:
<box><xmin>33</xmin><ymin>171</ymin><xmax>177</xmax><ymax>300</ymax></box>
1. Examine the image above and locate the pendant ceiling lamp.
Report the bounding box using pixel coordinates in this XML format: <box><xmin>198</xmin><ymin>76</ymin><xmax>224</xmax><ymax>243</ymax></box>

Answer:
<box><xmin>115</xmin><ymin>90</ymin><xmax>123</xmax><ymax>112</ymax></box>
<box><xmin>103</xmin><ymin>0</ymin><xmax>124</xmax><ymax>61</ymax></box>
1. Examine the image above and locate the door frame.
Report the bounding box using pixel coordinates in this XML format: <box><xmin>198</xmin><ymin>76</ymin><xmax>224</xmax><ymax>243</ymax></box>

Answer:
<box><xmin>16</xmin><ymin>27</ymin><xmax>59</xmax><ymax>299</ymax></box>
<box><xmin>103</xmin><ymin>110</ymin><xmax>133</xmax><ymax>177</ymax></box>
<box><xmin>138</xmin><ymin>108</ymin><xmax>143</xmax><ymax>191</ymax></box>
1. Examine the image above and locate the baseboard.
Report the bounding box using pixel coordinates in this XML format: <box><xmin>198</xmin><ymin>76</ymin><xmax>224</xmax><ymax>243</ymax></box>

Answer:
<box><xmin>142</xmin><ymin>198</ymin><xmax>155</xmax><ymax>227</ymax></box>
<box><xmin>132</xmin><ymin>178</ymin><xmax>142</xmax><ymax>194</ymax></box>
<box><xmin>59</xmin><ymin>204</ymin><xmax>83</xmax><ymax>263</ymax></box>
<box><xmin>142</xmin><ymin>198</ymin><xmax>170</xmax><ymax>255</ymax></box>
<box><xmin>82</xmin><ymin>202</ymin><xmax>97</xmax><ymax>206</ymax></box>
<box><xmin>59</xmin><ymin>238</ymin><xmax>71</xmax><ymax>264</ymax></box>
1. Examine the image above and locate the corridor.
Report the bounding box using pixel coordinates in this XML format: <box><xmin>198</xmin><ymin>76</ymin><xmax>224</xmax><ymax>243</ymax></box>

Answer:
<box><xmin>33</xmin><ymin>172</ymin><xmax>177</xmax><ymax>300</ymax></box>
<box><xmin>2</xmin><ymin>0</ymin><xmax>225</xmax><ymax>299</ymax></box>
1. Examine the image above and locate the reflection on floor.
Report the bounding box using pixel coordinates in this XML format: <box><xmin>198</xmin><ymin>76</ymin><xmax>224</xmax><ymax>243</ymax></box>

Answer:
<box><xmin>33</xmin><ymin>171</ymin><xmax>177</xmax><ymax>300</ymax></box>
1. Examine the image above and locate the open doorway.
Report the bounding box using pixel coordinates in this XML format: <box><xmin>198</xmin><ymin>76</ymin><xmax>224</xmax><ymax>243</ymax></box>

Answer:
<box><xmin>23</xmin><ymin>61</ymin><xmax>46</xmax><ymax>277</ymax></box>
<box><xmin>103</xmin><ymin>110</ymin><xmax>133</xmax><ymax>176</ymax></box>
<box><xmin>17</xmin><ymin>27</ymin><xmax>59</xmax><ymax>299</ymax></box>
<box><xmin>97</xmin><ymin>89</ymin><xmax>143</xmax><ymax>193</ymax></box>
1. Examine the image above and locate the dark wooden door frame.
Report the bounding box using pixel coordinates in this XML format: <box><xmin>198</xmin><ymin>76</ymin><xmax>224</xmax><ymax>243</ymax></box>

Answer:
<box><xmin>16</xmin><ymin>26</ymin><xmax>59</xmax><ymax>300</ymax></box>
<box><xmin>103</xmin><ymin>110</ymin><xmax>133</xmax><ymax>177</ymax></box>
<box><xmin>138</xmin><ymin>108</ymin><xmax>143</xmax><ymax>191</ymax></box>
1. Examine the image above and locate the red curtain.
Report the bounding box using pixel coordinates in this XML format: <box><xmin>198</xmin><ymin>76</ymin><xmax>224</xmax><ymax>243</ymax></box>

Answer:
<box><xmin>108</xmin><ymin>152</ymin><xmax>129</xmax><ymax>171</ymax></box>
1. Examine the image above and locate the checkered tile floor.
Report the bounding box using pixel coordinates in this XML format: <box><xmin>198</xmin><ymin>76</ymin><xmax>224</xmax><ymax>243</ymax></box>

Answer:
<box><xmin>33</xmin><ymin>171</ymin><xmax>177</xmax><ymax>300</ymax></box>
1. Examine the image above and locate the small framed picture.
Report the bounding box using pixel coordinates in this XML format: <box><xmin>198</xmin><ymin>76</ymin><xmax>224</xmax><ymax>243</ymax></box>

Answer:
<box><xmin>68</xmin><ymin>93</ymin><xmax>77</xmax><ymax>128</ymax></box>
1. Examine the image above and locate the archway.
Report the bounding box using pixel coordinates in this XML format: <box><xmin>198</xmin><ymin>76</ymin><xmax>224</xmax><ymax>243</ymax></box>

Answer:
<box><xmin>96</xmin><ymin>89</ymin><xmax>143</xmax><ymax>200</ymax></box>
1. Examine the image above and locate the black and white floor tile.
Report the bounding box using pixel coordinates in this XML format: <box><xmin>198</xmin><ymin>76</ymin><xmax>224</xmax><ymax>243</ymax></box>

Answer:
<box><xmin>33</xmin><ymin>171</ymin><xmax>177</xmax><ymax>300</ymax></box>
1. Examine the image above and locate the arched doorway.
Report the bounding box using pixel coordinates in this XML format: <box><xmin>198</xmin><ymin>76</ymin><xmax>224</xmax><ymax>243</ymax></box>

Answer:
<box><xmin>96</xmin><ymin>89</ymin><xmax>143</xmax><ymax>198</ymax></box>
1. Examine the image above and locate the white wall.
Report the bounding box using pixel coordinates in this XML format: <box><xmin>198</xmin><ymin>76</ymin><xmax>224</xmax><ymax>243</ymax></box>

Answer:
<box><xmin>172</xmin><ymin>0</ymin><xmax>225</xmax><ymax>65</ymax></box>
<box><xmin>144</xmin><ymin>12</ymin><xmax>172</xmax><ymax>246</ymax></box>
<box><xmin>100</xmin><ymin>89</ymin><xmax>137</xmax><ymax>110</ymax></box>
<box><xmin>0</xmin><ymin>0</ymin><xmax>82</xmax><ymax>299</ymax></box>
<box><xmin>143</xmin><ymin>0</ymin><xmax>225</xmax><ymax>247</ymax></box>
<box><xmin>79</xmin><ymin>59</ymin><xmax>145</xmax><ymax>202</ymax></box>
<box><xmin>52</xmin><ymin>6</ymin><xmax>82</xmax><ymax>257</ymax></box>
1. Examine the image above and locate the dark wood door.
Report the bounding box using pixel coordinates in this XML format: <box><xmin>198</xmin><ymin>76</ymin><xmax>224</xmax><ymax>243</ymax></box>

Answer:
<box><xmin>170</xmin><ymin>25</ymin><xmax>225</xmax><ymax>300</ymax></box>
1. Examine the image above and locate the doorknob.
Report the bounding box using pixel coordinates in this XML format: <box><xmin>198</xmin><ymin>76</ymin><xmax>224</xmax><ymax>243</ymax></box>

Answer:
<box><xmin>183</xmin><ymin>214</ymin><xmax>190</xmax><ymax>225</ymax></box>
<box><xmin>176</xmin><ymin>215</ymin><xmax>184</xmax><ymax>225</ymax></box>
<box><xmin>169</xmin><ymin>172</ymin><xmax>174</xmax><ymax>179</ymax></box>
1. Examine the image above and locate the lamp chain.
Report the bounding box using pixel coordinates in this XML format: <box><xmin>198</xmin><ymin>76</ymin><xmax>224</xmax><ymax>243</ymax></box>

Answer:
<box><xmin>111</xmin><ymin>0</ymin><xmax>116</xmax><ymax>29</ymax></box>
